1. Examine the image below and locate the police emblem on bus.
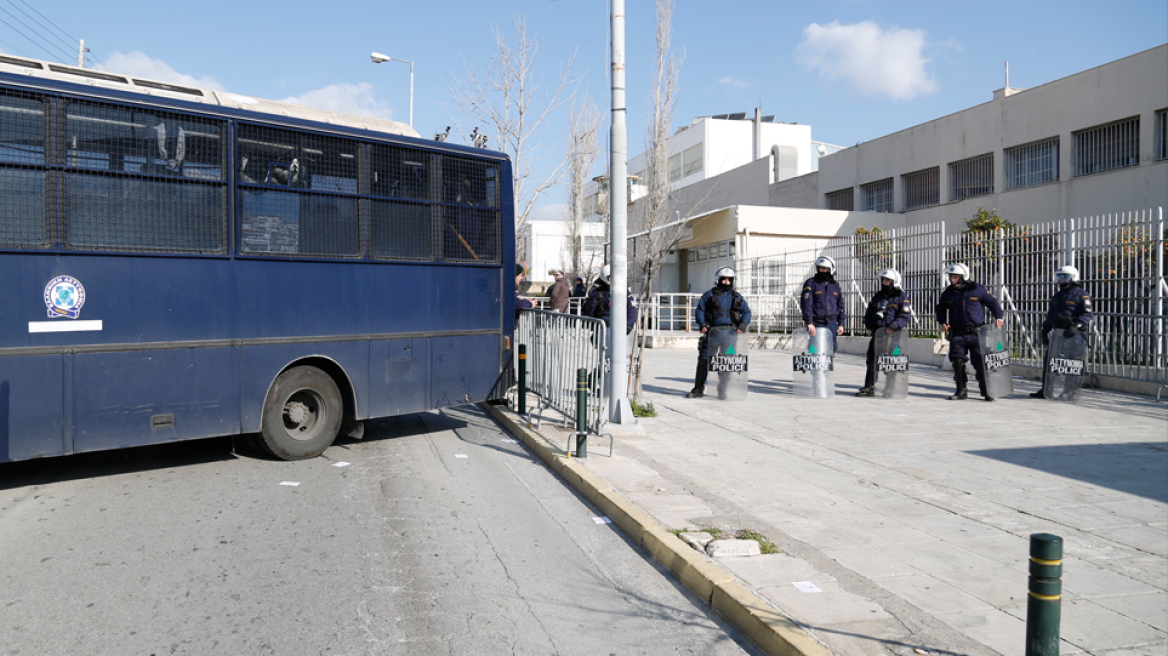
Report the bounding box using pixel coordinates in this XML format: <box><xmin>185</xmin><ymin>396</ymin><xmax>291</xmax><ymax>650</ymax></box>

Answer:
<box><xmin>44</xmin><ymin>276</ymin><xmax>86</xmax><ymax>319</ymax></box>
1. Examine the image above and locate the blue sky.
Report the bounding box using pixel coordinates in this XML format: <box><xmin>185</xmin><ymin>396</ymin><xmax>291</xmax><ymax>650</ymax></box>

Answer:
<box><xmin>3</xmin><ymin>0</ymin><xmax>1165</xmax><ymax>220</ymax></box>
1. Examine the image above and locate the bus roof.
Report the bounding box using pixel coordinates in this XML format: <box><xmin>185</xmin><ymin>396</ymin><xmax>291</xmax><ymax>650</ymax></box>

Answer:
<box><xmin>0</xmin><ymin>53</ymin><xmax>419</xmax><ymax>139</ymax></box>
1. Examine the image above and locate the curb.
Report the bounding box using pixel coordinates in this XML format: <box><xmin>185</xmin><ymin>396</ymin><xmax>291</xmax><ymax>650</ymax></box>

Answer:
<box><xmin>482</xmin><ymin>403</ymin><xmax>832</xmax><ymax>656</ymax></box>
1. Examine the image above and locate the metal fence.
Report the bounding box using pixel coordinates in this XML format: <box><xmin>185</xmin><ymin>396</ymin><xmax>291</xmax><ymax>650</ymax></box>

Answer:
<box><xmin>513</xmin><ymin>309</ymin><xmax>608</xmax><ymax>433</ymax></box>
<box><xmin>727</xmin><ymin>207</ymin><xmax>1166</xmax><ymax>384</ymax></box>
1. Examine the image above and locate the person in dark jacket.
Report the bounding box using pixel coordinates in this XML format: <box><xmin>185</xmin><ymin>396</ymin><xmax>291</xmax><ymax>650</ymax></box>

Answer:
<box><xmin>800</xmin><ymin>256</ymin><xmax>846</xmax><ymax>351</ymax></box>
<box><xmin>1031</xmin><ymin>265</ymin><xmax>1094</xmax><ymax>399</ymax></box>
<box><xmin>581</xmin><ymin>265</ymin><xmax>638</xmax><ymax>333</ymax></box>
<box><xmin>571</xmin><ymin>277</ymin><xmax>587</xmax><ymax>298</ymax></box>
<box><xmin>687</xmin><ymin>267</ymin><xmax>752</xmax><ymax>398</ymax></box>
<box><xmin>935</xmin><ymin>263</ymin><xmax>1005</xmax><ymax>401</ymax></box>
<box><xmin>856</xmin><ymin>268</ymin><xmax>913</xmax><ymax>397</ymax></box>
<box><xmin>514</xmin><ymin>264</ymin><xmax>534</xmax><ymax>315</ymax></box>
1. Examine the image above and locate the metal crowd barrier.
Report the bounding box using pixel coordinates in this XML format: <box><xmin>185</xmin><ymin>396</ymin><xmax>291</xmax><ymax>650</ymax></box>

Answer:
<box><xmin>513</xmin><ymin>309</ymin><xmax>608</xmax><ymax>434</ymax></box>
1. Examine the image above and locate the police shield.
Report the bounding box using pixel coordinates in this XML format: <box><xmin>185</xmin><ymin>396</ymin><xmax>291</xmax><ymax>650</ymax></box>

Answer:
<box><xmin>978</xmin><ymin>324</ymin><xmax>1015</xmax><ymax>398</ymax></box>
<box><xmin>1043</xmin><ymin>330</ymin><xmax>1088</xmax><ymax>402</ymax></box>
<box><xmin>706</xmin><ymin>325</ymin><xmax>749</xmax><ymax>400</ymax></box>
<box><xmin>873</xmin><ymin>329</ymin><xmax>909</xmax><ymax>399</ymax></box>
<box><xmin>791</xmin><ymin>328</ymin><xmax>835</xmax><ymax>398</ymax></box>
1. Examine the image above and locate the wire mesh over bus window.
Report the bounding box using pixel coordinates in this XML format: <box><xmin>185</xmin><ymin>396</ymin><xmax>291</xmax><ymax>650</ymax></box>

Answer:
<box><xmin>370</xmin><ymin>144</ymin><xmax>431</xmax><ymax>201</ymax></box>
<box><xmin>441</xmin><ymin>155</ymin><xmax>500</xmax><ymax>208</ymax></box>
<box><xmin>237</xmin><ymin>124</ymin><xmax>359</xmax><ymax>193</ymax></box>
<box><xmin>62</xmin><ymin>99</ymin><xmax>227</xmax><ymax>253</ymax></box>
<box><xmin>238</xmin><ymin>189</ymin><xmax>359</xmax><ymax>257</ymax></box>
<box><xmin>442</xmin><ymin>206</ymin><xmax>500</xmax><ymax>263</ymax></box>
<box><xmin>0</xmin><ymin>91</ymin><xmax>49</xmax><ymax>248</ymax></box>
<box><xmin>371</xmin><ymin>200</ymin><xmax>432</xmax><ymax>260</ymax></box>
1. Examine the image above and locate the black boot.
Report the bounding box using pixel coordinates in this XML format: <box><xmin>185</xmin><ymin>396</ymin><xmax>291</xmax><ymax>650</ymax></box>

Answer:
<box><xmin>972</xmin><ymin>356</ymin><xmax>993</xmax><ymax>400</ymax></box>
<box><xmin>687</xmin><ymin>357</ymin><xmax>707</xmax><ymax>398</ymax></box>
<box><xmin>1029</xmin><ymin>390</ymin><xmax>1045</xmax><ymax>399</ymax></box>
<box><xmin>855</xmin><ymin>387</ymin><xmax>875</xmax><ymax>397</ymax></box>
<box><xmin>949</xmin><ymin>361</ymin><xmax>968</xmax><ymax>400</ymax></box>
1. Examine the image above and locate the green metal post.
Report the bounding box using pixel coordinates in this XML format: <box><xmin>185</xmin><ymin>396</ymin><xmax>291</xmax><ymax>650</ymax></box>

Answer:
<box><xmin>575</xmin><ymin>368</ymin><xmax>588</xmax><ymax>457</ymax></box>
<box><xmin>518</xmin><ymin>345</ymin><xmax>527</xmax><ymax>415</ymax></box>
<box><xmin>1026</xmin><ymin>533</ymin><xmax>1062</xmax><ymax>655</ymax></box>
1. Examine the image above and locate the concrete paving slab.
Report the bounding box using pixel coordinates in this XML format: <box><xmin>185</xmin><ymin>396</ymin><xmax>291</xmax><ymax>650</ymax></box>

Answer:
<box><xmin>824</xmin><ymin>546</ymin><xmax>922</xmax><ymax>580</ymax></box>
<box><xmin>931</xmin><ymin>566</ymin><xmax>1031</xmax><ymax>607</ymax></box>
<box><xmin>1089</xmin><ymin>591</ymin><xmax>1168</xmax><ymax>632</ymax></box>
<box><xmin>874</xmin><ymin>572</ymin><xmax>994</xmax><ymax>615</ymax></box>
<box><xmin>1062</xmin><ymin>557</ymin><xmax>1166</xmax><ymax>598</ymax></box>
<box><xmin>883</xmin><ymin>540</ymin><xmax>1003</xmax><ymax>575</ymax></box>
<box><xmin>934</xmin><ymin>606</ymin><xmax>1027</xmax><ymax>656</ymax></box>
<box><xmin>1004</xmin><ymin>598</ymin><xmax>1168</xmax><ymax>651</ymax></box>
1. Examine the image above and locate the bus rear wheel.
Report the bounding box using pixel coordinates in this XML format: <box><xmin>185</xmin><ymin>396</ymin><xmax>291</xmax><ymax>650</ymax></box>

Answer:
<box><xmin>258</xmin><ymin>366</ymin><xmax>343</xmax><ymax>460</ymax></box>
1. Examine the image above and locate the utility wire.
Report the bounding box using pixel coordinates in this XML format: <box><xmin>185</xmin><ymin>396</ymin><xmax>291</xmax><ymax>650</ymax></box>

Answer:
<box><xmin>7</xmin><ymin>0</ymin><xmax>72</xmax><ymax>53</ymax></box>
<box><xmin>0</xmin><ymin>33</ymin><xmax>31</xmax><ymax>58</ymax></box>
<box><xmin>0</xmin><ymin>4</ymin><xmax>73</xmax><ymax>64</ymax></box>
<box><xmin>0</xmin><ymin>13</ymin><xmax>66</xmax><ymax>64</ymax></box>
<box><xmin>9</xmin><ymin>0</ymin><xmax>107</xmax><ymax>70</ymax></box>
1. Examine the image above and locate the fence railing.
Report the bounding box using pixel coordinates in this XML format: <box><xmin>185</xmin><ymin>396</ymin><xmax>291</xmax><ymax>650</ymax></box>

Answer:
<box><xmin>513</xmin><ymin>309</ymin><xmax>608</xmax><ymax>433</ymax></box>
<box><xmin>726</xmin><ymin>207</ymin><xmax>1166</xmax><ymax>384</ymax></box>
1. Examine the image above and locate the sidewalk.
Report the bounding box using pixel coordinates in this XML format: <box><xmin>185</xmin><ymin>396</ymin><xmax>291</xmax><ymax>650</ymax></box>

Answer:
<box><xmin>520</xmin><ymin>349</ymin><xmax>1167</xmax><ymax>655</ymax></box>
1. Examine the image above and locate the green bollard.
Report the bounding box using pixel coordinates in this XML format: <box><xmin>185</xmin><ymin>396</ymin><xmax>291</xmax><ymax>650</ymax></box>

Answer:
<box><xmin>1026</xmin><ymin>533</ymin><xmax>1062</xmax><ymax>655</ymax></box>
<box><xmin>575</xmin><ymin>368</ymin><xmax>588</xmax><ymax>457</ymax></box>
<box><xmin>518</xmin><ymin>345</ymin><xmax>527</xmax><ymax>416</ymax></box>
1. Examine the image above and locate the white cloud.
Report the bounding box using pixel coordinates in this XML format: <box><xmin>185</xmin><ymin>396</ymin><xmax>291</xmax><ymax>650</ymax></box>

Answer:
<box><xmin>105</xmin><ymin>51</ymin><xmax>225</xmax><ymax>91</ymax></box>
<box><xmin>796</xmin><ymin>21</ymin><xmax>937</xmax><ymax>100</ymax></box>
<box><xmin>718</xmin><ymin>76</ymin><xmax>751</xmax><ymax>90</ymax></box>
<box><xmin>280</xmin><ymin>83</ymin><xmax>393</xmax><ymax>120</ymax></box>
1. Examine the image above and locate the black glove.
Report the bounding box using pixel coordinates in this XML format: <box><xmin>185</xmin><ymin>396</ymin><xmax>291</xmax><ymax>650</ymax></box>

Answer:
<box><xmin>1063</xmin><ymin>325</ymin><xmax>1078</xmax><ymax>338</ymax></box>
<box><xmin>1041</xmin><ymin>330</ymin><xmax>1050</xmax><ymax>346</ymax></box>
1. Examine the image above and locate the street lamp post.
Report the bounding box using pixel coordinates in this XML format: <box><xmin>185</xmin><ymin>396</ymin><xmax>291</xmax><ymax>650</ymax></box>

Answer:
<box><xmin>370</xmin><ymin>52</ymin><xmax>413</xmax><ymax>129</ymax></box>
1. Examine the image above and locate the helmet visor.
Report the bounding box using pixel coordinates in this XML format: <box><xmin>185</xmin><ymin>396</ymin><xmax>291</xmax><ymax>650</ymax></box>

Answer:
<box><xmin>1056</xmin><ymin>273</ymin><xmax>1073</xmax><ymax>283</ymax></box>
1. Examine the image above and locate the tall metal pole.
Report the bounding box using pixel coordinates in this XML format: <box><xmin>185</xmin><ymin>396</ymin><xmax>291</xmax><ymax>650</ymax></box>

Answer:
<box><xmin>407</xmin><ymin>60</ymin><xmax>414</xmax><ymax>130</ymax></box>
<box><xmin>607</xmin><ymin>0</ymin><xmax>635</xmax><ymax>424</ymax></box>
<box><xmin>77</xmin><ymin>39</ymin><xmax>85</xmax><ymax>68</ymax></box>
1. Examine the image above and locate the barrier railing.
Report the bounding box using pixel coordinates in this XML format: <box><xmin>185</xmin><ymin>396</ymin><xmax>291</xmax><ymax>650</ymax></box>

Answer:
<box><xmin>514</xmin><ymin>309</ymin><xmax>608</xmax><ymax>434</ymax></box>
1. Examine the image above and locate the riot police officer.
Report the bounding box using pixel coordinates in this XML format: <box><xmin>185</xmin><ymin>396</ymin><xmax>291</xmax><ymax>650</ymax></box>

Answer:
<box><xmin>856</xmin><ymin>268</ymin><xmax>913</xmax><ymax>397</ymax></box>
<box><xmin>1030</xmin><ymin>265</ymin><xmax>1094</xmax><ymax>399</ymax></box>
<box><xmin>935</xmin><ymin>263</ymin><xmax>1005</xmax><ymax>401</ymax></box>
<box><xmin>582</xmin><ymin>265</ymin><xmax>638</xmax><ymax>333</ymax></box>
<box><xmin>800</xmin><ymin>256</ymin><xmax>846</xmax><ymax>351</ymax></box>
<box><xmin>687</xmin><ymin>267</ymin><xmax>752</xmax><ymax>398</ymax></box>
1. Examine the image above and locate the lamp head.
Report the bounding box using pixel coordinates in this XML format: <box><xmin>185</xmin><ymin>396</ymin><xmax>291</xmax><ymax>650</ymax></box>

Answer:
<box><xmin>370</xmin><ymin>52</ymin><xmax>391</xmax><ymax>64</ymax></box>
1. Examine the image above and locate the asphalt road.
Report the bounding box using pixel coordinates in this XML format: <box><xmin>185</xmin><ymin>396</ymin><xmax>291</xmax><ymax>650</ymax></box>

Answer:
<box><xmin>0</xmin><ymin>405</ymin><xmax>759</xmax><ymax>656</ymax></box>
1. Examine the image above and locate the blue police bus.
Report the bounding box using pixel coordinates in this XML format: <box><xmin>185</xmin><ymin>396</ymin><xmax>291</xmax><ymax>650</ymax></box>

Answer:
<box><xmin>0</xmin><ymin>55</ymin><xmax>515</xmax><ymax>463</ymax></box>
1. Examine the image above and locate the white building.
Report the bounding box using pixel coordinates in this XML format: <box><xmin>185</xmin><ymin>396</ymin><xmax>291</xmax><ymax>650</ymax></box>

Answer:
<box><xmin>517</xmin><ymin>219</ymin><xmax>607</xmax><ymax>286</ymax></box>
<box><xmin>630</xmin><ymin>44</ymin><xmax>1168</xmax><ymax>294</ymax></box>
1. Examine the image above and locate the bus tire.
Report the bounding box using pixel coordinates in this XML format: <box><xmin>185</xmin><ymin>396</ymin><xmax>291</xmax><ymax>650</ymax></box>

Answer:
<box><xmin>258</xmin><ymin>366</ymin><xmax>343</xmax><ymax>460</ymax></box>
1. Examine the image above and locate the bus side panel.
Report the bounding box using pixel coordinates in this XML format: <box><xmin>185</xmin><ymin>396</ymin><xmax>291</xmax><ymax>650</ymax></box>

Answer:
<box><xmin>72</xmin><ymin>348</ymin><xmax>240</xmax><ymax>453</ymax></box>
<box><xmin>0</xmin><ymin>355</ymin><xmax>65</xmax><ymax>463</ymax></box>
<box><xmin>239</xmin><ymin>342</ymin><xmax>370</xmax><ymax>434</ymax></box>
<box><xmin>430</xmin><ymin>335</ymin><xmax>502</xmax><ymax>409</ymax></box>
<box><xmin>435</xmin><ymin>267</ymin><xmax>502</xmax><ymax>332</ymax></box>
<box><xmin>367</xmin><ymin>338</ymin><xmax>429</xmax><ymax>418</ymax></box>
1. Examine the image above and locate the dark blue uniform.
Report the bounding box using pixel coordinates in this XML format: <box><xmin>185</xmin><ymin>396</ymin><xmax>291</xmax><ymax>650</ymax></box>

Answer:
<box><xmin>582</xmin><ymin>284</ymin><xmax>638</xmax><ymax>333</ymax></box>
<box><xmin>690</xmin><ymin>287</ymin><xmax>752</xmax><ymax>396</ymax></box>
<box><xmin>935</xmin><ymin>280</ymin><xmax>1004</xmax><ymax>398</ymax></box>
<box><xmin>1042</xmin><ymin>283</ymin><xmax>1093</xmax><ymax>337</ymax></box>
<box><xmin>861</xmin><ymin>288</ymin><xmax>913</xmax><ymax>391</ymax></box>
<box><xmin>800</xmin><ymin>276</ymin><xmax>846</xmax><ymax>350</ymax></box>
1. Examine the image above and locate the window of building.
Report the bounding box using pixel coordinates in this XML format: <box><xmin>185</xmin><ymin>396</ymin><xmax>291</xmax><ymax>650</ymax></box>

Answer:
<box><xmin>668</xmin><ymin>154</ymin><xmax>681</xmax><ymax>182</ymax></box>
<box><xmin>862</xmin><ymin>179</ymin><xmax>893</xmax><ymax>213</ymax></box>
<box><xmin>1073</xmin><ymin>117</ymin><xmax>1140</xmax><ymax>176</ymax></box>
<box><xmin>949</xmin><ymin>153</ymin><xmax>994</xmax><ymax>201</ymax></box>
<box><xmin>1155</xmin><ymin>109</ymin><xmax>1167</xmax><ymax>161</ymax></box>
<box><xmin>902</xmin><ymin>167</ymin><xmax>939</xmax><ymax>209</ymax></box>
<box><xmin>1005</xmin><ymin>138</ymin><xmax>1059</xmax><ymax>189</ymax></box>
<box><xmin>682</xmin><ymin>143</ymin><xmax>703</xmax><ymax>177</ymax></box>
<box><xmin>825</xmin><ymin>188</ymin><xmax>854</xmax><ymax>211</ymax></box>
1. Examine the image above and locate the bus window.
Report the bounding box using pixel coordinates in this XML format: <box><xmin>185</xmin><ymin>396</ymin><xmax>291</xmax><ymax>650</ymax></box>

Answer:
<box><xmin>370</xmin><ymin>144</ymin><xmax>431</xmax><ymax>201</ymax></box>
<box><xmin>371</xmin><ymin>199</ymin><xmax>432</xmax><ymax>261</ymax></box>
<box><xmin>440</xmin><ymin>155</ymin><xmax>500</xmax><ymax>263</ymax></box>
<box><xmin>236</xmin><ymin>124</ymin><xmax>361</xmax><ymax>258</ymax></box>
<box><xmin>62</xmin><ymin>100</ymin><xmax>227</xmax><ymax>253</ymax></box>
<box><xmin>0</xmin><ymin>91</ymin><xmax>48</xmax><ymax>248</ymax></box>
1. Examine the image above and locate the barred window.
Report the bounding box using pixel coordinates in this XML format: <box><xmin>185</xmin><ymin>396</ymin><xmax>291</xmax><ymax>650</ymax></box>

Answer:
<box><xmin>371</xmin><ymin>144</ymin><xmax>431</xmax><ymax>200</ymax></box>
<box><xmin>1005</xmin><ymin>138</ymin><xmax>1059</xmax><ymax>189</ymax></box>
<box><xmin>825</xmin><ymin>188</ymin><xmax>853</xmax><ymax>211</ymax></box>
<box><xmin>440</xmin><ymin>155</ymin><xmax>501</xmax><ymax>263</ymax></box>
<box><xmin>1073</xmin><ymin>117</ymin><xmax>1139</xmax><ymax>176</ymax></box>
<box><xmin>950</xmin><ymin>153</ymin><xmax>993</xmax><ymax>201</ymax></box>
<box><xmin>862</xmin><ymin>178</ymin><xmax>893</xmax><ymax>213</ymax></box>
<box><xmin>0</xmin><ymin>91</ymin><xmax>49</xmax><ymax>248</ymax></box>
<box><xmin>237</xmin><ymin>124</ymin><xmax>360</xmax><ymax>258</ymax></box>
<box><xmin>902</xmin><ymin>168</ymin><xmax>939</xmax><ymax>209</ymax></box>
<box><xmin>682</xmin><ymin>142</ymin><xmax>703</xmax><ymax>177</ymax></box>
<box><xmin>63</xmin><ymin>100</ymin><xmax>227</xmax><ymax>253</ymax></box>
<box><xmin>371</xmin><ymin>200</ymin><xmax>431</xmax><ymax>260</ymax></box>
<box><xmin>1155</xmin><ymin>110</ymin><xmax>1167</xmax><ymax>161</ymax></box>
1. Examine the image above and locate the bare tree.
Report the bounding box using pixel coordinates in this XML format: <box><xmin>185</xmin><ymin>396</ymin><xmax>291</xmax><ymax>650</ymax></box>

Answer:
<box><xmin>562</xmin><ymin>95</ymin><xmax>603</xmax><ymax>283</ymax></box>
<box><xmin>446</xmin><ymin>14</ymin><xmax>581</xmax><ymax>236</ymax></box>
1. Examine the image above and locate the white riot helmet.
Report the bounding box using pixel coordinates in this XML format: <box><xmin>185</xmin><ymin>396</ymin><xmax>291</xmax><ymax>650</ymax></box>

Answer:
<box><xmin>878</xmin><ymin>268</ymin><xmax>902</xmax><ymax>290</ymax></box>
<box><xmin>715</xmin><ymin>267</ymin><xmax>736</xmax><ymax>283</ymax></box>
<box><xmin>1055</xmin><ymin>265</ymin><xmax>1080</xmax><ymax>284</ymax></box>
<box><xmin>814</xmin><ymin>256</ymin><xmax>836</xmax><ymax>274</ymax></box>
<box><xmin>945</xmin><ymin>263</ymin><xmax>970</xmax><ymax>283</ymax></box>
<box><xmin>597</xmin><ymin>265</ymin><xmax>610</xmax><ymax>285</ymax></box>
